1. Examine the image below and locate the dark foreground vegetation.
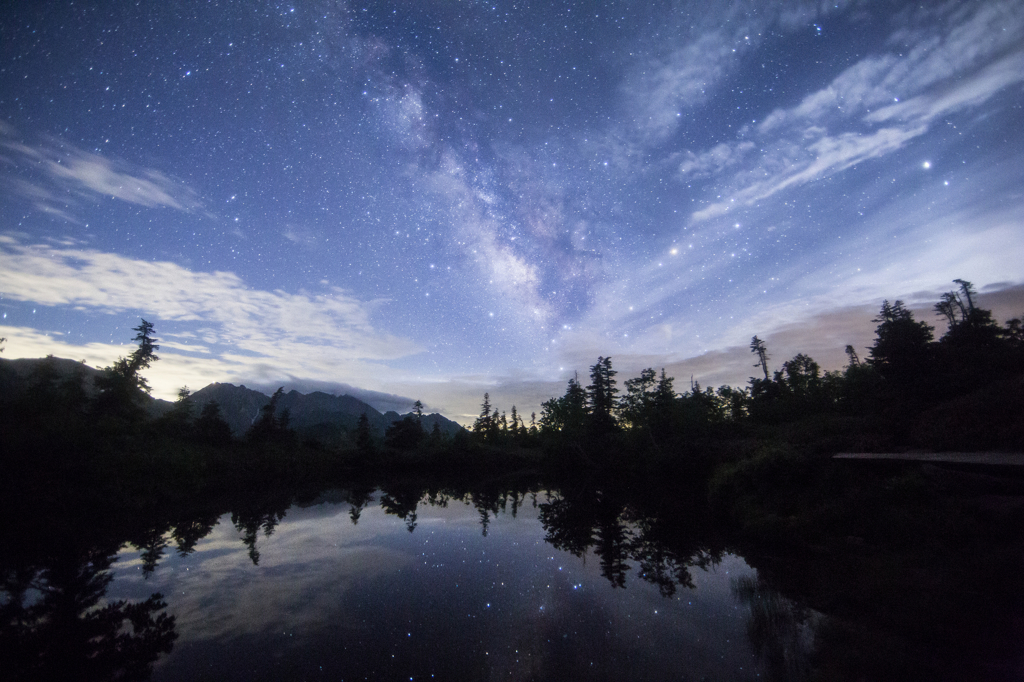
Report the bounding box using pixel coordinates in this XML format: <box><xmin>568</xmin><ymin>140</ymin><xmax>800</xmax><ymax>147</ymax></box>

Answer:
<box><xmin>2</xmin><ymin>279</ymin><xmax>1023</xmax><ymax>680</ymax></box>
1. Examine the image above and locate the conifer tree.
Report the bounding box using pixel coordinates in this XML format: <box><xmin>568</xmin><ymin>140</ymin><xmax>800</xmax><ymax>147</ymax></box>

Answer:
<box><xmin>94</xmin><ymin>318</ymin><xmax>160</xmax><ymax>420</ymax></box>
<box><xmin>509</xmin><ymin>405</ymin><xmax>521</xmax><ymax>441</ymax></box>
<box><xmin>159</xmin><ymin>385</ymin><xmax>194</xmax><ymax>437</ymax></box>
<box><xmin>248</xmin><ymin>387</ymin><xmax>295</xmax><ymax>444</ymax></box>
<box><xmin>587</xmin><ymin>356</ymin><xmax>618</xmax><ymax>434</ymax></box>
<box><xmin>385</xmin><ymin>414</ymin><xmax>424</xmax><ymax>450</ymax></box>
<box><xmin>473</xmin><ymin>393</ymin><xmax>493</xmax><ymax>439</ymax></box>
<box><xmin>621</xmin><ymin>368</ymin><xmax>657</xmax><ymax>430</ymax></box>
<box><xmin>653</xmin><ymin>369</ymin><xmax>675</xmax><ymax>408</ymax></box>
<box><xmin>539</xmin><ymin>375</ymin><xmax>587</xmax><ymax>436</ymax></box>
<box><xmin>868</xmin><ymin>300</ymin><xmax>934</xmax><ymax>382</ymax></box>
<box><xmin>750</xmin><ymin>336</ymin><xmax>769</xmax><ymax>381</ymax></box>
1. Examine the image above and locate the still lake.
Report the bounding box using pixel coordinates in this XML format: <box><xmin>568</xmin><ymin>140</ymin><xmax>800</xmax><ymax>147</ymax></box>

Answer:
<box><xmin>104</xmin><ymin>488</ymin><xmax>788</xmax><ymax>681</ymax></box>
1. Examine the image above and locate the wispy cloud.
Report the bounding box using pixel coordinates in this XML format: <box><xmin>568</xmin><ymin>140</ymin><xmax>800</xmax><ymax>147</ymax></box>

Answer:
<box><xmin>623</xmin><ymin>31</ymin><xmax>744</xmax><ymax>144</ymax></box>
<box><xmin>677</xmin><ymin>142</ymin><xmax>757</xmax><ymax>180</ymax></box>
<box><xmin>282</xmin><ymin>223</ymin><xmax>319</xmax><ymax>247</ymax></box>
<box><xmin>0</xmin><ymin>125</ymin><xmax>205</xmax><ymax>217</ymax></box>
<box><xmin>687</xmin><ymin>1</ymin><xmax>1024</xmax><ymax>221</ymax></box>
<box><xmin>0</xmin><ymin>235</ymin><xmax>422</xmax><ymax>398</ymax></box>
<box><xmin>618</xmin><ymin>0</ymin><xmax>853</xmax><ymax>147</ymax></box>
<box><xmin>564</xmin><ymin>168</ymin><xmax>1024</xmax><ymax>380</ymax></box>
<box><xmin>692</xmin><ymin>125</ymin><xmax>926</xmax><ymax>221</ymax></box>
<box><xmin>864</xmin><ymin>51</ymin><xmax>1024</xmax><ymax>125</ymax></box>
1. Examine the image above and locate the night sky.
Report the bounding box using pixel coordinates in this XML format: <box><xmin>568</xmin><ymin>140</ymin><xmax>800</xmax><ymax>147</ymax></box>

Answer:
<box><xmin>2</xmin><ymin>0</ymin><xmax>1022</xmax><ymax>421</ymax></box>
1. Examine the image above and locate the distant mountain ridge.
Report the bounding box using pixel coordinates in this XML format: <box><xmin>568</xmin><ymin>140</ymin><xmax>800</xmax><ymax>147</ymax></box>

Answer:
<box><xmin>0</xmin><ymin>356</ymin><xmax>105</xmax><ymax>396</ymax></box>
<box><xmin>0</xmin><ymin>358</ymin><xmax>463</xmax><ymax>444</ymax></box>
<box><xmin>187</xmin><ymin>383</ymin><xmax>463</xmax><ymax>442</ymax></box>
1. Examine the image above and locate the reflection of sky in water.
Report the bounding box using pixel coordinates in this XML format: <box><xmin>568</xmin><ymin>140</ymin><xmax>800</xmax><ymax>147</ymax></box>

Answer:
<box><xmin>108</xmin><ymin>493</ymin><xmax>760</xmax><ymax>680</ymax></box>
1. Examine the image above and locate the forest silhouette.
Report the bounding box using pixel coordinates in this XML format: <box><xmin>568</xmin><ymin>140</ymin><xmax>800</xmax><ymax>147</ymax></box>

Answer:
<box><xmin>3</xmin><ymin>279</ymin><xmax>1022</xmax><ymax>486</ymax></box>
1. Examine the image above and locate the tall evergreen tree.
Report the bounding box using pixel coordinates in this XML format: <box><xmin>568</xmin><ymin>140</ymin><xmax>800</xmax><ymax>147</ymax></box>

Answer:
<box><xmin>249</xmin><ymin>387</ymin><xmax>287</xmax><ymax>442</ymax></box>
<box><xmin>935</xmin><ymin>280</ymin><xmax>1001</xmax><ymax>349</ymax></box>
<box><xmin>539</xmin><ymin>375</ymin><xmax>588</xmax><ymax>436</ymax></box>
<box><xmin>473</xmin><ymin>393</ymin><xmax>493</xmax><ymax>440</ymax></box>
<box><xmin>653</xmin><ymin>370</ymin><xmax>675</xmax><ymax>408</ymax></box>
<box><xmin>868</xmin><ymin>300</ymin><xmax>934</xmax><ymax>383</ymax></box>
<box><xmin>750</xmin><ymin>336</ymin><xmax>770</xmax><ymax>381</ymax></box>
<box><xmin>94</xmin><ymin>318</ymin><xmax>160</xmax><ymax>420</ymax></box>
<box><xmin>620</xmin><ymin>368</ymin><xmax>657</xmax><ymax>430</ymax></box>
<box><xmin>651</xmin><ymin>369</ymin><xmax>677</xmax><ymax>436</ymax></box>
<box><xmin>932</xmin><ymin>280</ymin><xmax>1016</xmax><ymax>395</ymax></box>
<box><xmin>158</xmin><ymin>385</ymin><xmax>194</xmax><ymax>438</ymax></box>
<box><xmin>385</xmin><ymin>414</ymin><xmax>424</xmax><ymax>450</ymax></box>
<box><xmin>509</xmin><ymin>405</ymin><xmax>521</xmax><ymax>441</ymax></box>
<box><xmin>587</xmin><ymin>356</ymin><xmax>618</xmax><ymax>434</ymax></box>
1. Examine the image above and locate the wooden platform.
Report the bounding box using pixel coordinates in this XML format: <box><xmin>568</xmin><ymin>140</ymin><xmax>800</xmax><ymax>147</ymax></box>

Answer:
<box><xmin>834</xmin><ymin>452</ymin><xmax>1024</xmax><ymax>467</ymax></box>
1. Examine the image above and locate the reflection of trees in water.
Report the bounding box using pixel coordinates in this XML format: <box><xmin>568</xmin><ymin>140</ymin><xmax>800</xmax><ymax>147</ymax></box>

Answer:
<box><xmin>733</xmin><ymin>575</ymin><xmax>817</xmax><ymax>682</ymax></box>
<box><xmin>379</xmin><ymin>486</ymin><xmax>422</xmax><ymax>532</ymax></box>
<box><xmin>538</xmin><ymin>493</ymin><xmax>597</xmax><ymax>557</ymax></box>
<box><xmin>594</xmin><ymin>511</ymin><xmax>631</xmax><ymax>588</ymax></box>
<box><xmin>0</xmin><ymin>478</ymin><xmax>821</xmax><ymax>681</ymax></box>
<box><xmin>171</xmin><ymin>513</ymin><xmax>220</xmax><ymax>556</ymax></box>
<box><xmin>470</xmin><ymin>488</ymin><xmax>504</xmax><ymax>537</ymax></box>
<box><xmin>376</xmin><ymin>482</ymin><xmax>539</xmax><ymax>537</ymax></box>
<box><xmin>0</xmin><ymin>545</ymin><xmax>177</xmax><ymax>681</ymax></box>
<box><xmin>624</xmin><ymin>507</ymin><xmax>722</xmax><ymax>598</ymax></box>
<box><xmin>538</xmin><ymin>488</ymin><xmax>723</xmax><ymax>595</ymax></box>
<box><xmin>629</xmin><ymin>519</ymin><xmax>694</xmax><ymax>597</ymax></box>
<box><xmin>346</xmin><ymin>485</ymin><xmax>376</xmax><ymax>525</ymax></box>
<box><xmin>131</xmin><ymin>525</ymin><xmax>170</xmax><ymax>578</ymax></box>
<box><xmin>4</xmin><ymin>485</ymin><xmax>396</xmax><ymax>680</ymax></box>
<box><xmin>230</xmin><ymin>495</ymin><xmax>290</xmax><ymax>565</ymax></box>
<box><xmin>471</xmin><ymin>488</ymin><xmax>531</xmax><ymax>537</ymax></box>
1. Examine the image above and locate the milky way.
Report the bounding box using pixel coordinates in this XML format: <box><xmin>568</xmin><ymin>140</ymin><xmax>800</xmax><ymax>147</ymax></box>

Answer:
<box><xmin>2</xmin><ymin>1</ymin><xmax>1022</xmax><ymax>420</ymax></box>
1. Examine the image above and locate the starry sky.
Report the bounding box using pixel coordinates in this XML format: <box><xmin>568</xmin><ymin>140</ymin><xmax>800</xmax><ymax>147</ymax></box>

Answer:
<box><xmin>1</xmin><ymin>0</ymin><xmax>1023</xmax><ymax>422</ymax></box>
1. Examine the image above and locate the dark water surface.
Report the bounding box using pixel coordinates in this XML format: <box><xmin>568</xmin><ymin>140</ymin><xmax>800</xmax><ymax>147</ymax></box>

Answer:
<box><xmin>102</xmin><ymin>489</ymin><xmax>775</xmax><ymax>681</ymax></box>
<box><xmin>10</xmin><ymin>474</ymin><xmax>1023</xmax><ymax>681</ymax></box>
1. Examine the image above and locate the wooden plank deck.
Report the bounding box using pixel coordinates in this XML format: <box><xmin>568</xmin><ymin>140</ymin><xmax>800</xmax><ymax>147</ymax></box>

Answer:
<box><xmin>834</xmin><ymin>452</ymin><xmax>1024</xmax><ymax>466</ymax></box>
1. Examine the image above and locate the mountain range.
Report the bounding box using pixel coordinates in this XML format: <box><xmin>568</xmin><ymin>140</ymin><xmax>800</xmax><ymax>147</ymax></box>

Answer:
<box><xmin>0</xmin><ymin>356</ymin><xmax>464</xmax><ymax>444</ymax></box>
<box><xmin>189</xmin><ymin>382</ymin><xmax>463</xmax><ymax>442</ymax></box>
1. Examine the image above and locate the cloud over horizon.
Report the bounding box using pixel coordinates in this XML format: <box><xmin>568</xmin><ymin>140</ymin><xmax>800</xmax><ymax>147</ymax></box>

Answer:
<box><xmin>0</xmin><ymin>234</ymin><xmax>424</xmax><ymax>399</ymax></box>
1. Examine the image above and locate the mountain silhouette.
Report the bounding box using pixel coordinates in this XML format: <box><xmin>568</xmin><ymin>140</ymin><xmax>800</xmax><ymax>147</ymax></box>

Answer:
<box><xmin>0</xmin><ymin>357</ymin><xmax>464</xmax><ymax>443</ymax></box>
<box><xmin>190</xmin><ymin>383</ymin><xmax>463</xmax><ymax>442</ymax></box>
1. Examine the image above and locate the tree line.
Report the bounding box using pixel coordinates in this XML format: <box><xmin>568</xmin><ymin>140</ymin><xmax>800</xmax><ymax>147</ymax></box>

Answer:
<box><xmin>471</xmin><ymin>279</ymin><xmax>1024</xmax><ymax>462</ymax></box>
<box><xmin>2</xmin><ymin>279</ymin><xmax>1021</xmax><ymax>494</ymax></box>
